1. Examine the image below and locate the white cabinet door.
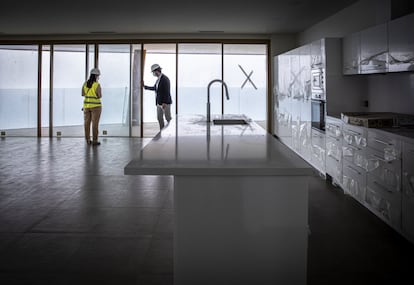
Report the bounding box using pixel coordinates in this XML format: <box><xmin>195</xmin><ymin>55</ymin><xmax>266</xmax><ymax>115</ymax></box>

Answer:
<box><xmin>402</xmin><ymin>141</ymin><xmax>414</xmax><ymax>243</ymax></box>
<box><xmin>388</xmin><ymin>13</ymin><xmax>414</xmax><ymax>72</ymax></box>
<box><xmin>310</xmin><ymin>39</ymin><xmax>324</xmax><ymax>69</ymax></box>
<box><xmin>290</xmin><ymin>48</ymin><xmax>302</xmax><ymax>154</ymax></box>
<box><xmin>326</xmin><ymin>117</ymin><xmax>343</xmax><ymax>185</ymax></box>
<box><xmin>343</xmin><ymin>32</ymin><xmax>361</xmax><ymax>75</ymax></box>
<box><xmin>360</xmin><ymin>23</ymin><xmax>388</xmax><ymax>74</ymax></box>
<box><xmin>274</xmin><ymin>54</ymin><xmax>292</xmax><ymax>147</ymax></box>
<box><xmin>366</xmin><ymin>174</ymin><xmax>402</xmax><ymax>229</ymax></box>
<box><xmin>299</xmin><ymin>45</ymin><xmax>312</xmax><ymax>161</ymax></box>
<box><xmin>311</xmin><ymin>128</ymin><xmax>326</xmax><ymax>174</ymax></box>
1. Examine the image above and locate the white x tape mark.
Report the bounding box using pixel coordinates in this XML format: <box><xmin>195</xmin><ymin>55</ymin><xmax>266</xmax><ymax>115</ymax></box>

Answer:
<box><xmin>238</xmin><ymin>64</ymin><xmax>257</xmax><ymax>90</ymax></box>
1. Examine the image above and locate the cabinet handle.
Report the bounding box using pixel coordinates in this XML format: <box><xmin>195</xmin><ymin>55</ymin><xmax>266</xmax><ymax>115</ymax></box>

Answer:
<box><xmin>371</xmin><ymin>154</ymin><xmax>389</xmax><ymax>163</ymax></box>
<box><xmin>346</xmin><ymin>130</ymin><xmax>362</xmax><ymax>136</ymax></box>
<box><xmin>345</xmin><ymin>144</ymin><xmax>360</xmax><ymax>151</ymax></box>
<box><xmin>404</xmin><ymin>172</ymin><xmax>414</xmax><ymax>193</ymax></box>
<box><xmin>374</xmin><ymin>139</ymin><xmax>392</xmax><ymax>146</ymax></box>
<box><xmin>347</xmin><ymin>165</ymin><xmax>361</xmax><ymax>175</ymax></box>
<box><xmin>373</xmin><ymin>181</ymin><xmax>393</xmax><ymax>193</ymax></box>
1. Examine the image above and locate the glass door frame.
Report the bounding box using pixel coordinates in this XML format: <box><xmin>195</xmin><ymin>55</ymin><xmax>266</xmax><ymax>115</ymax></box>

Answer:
<box><xmin>1</xmin><ymin>39</ymin><xmax>270</xmax><ymax>138</ymax></box>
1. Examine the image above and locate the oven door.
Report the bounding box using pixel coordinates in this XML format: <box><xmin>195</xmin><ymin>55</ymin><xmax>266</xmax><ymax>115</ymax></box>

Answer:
<box><xmin>311</xmin><ymin>99</ymin><xmax>325</xmax><ymax>132</ymax></box>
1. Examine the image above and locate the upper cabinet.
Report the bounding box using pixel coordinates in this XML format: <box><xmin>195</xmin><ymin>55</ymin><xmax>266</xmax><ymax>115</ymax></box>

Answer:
<box><xmin>360</xmin><ymin>23</ymin><xmax>388</xmax><ymax>74</ymax></box>
<box><xmin>343</xmin><ymin>32</ymin><xmax>360</xmax><ymax>75</ymax></box>
<box><xmin>342</xmin><ymin>13</ymin><xmax>414</xmax><ymax>75</ymax></box>
<box><xmin>310</xmin><ymin>39</ymin><xmax>325</xmax><ymax>69</ymax></box>
<box><xmin>388</xmin><ymin>13</ymin><xmax>414</xmax><ymax>72</ymax></box>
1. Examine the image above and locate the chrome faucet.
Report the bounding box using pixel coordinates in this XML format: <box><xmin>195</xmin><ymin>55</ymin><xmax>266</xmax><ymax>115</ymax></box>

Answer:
<box><xmin>207</xmin><ymin>79</ymin><xmax>230</xmax><ymax>122</ymax></box>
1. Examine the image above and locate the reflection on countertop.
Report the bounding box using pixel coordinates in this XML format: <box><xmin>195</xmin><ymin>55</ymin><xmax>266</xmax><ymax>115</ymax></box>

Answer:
<box><xmin>124</xmin><ymin>114</ymin><xmax>313</xmax><ymax>176</ymax></box>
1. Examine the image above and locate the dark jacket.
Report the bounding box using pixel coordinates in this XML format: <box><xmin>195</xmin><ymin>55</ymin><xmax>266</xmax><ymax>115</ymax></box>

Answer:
<box><xmin>144</xmin><ymin>74</ymin><xmax>172</xmax><ymax>105</ymax></box>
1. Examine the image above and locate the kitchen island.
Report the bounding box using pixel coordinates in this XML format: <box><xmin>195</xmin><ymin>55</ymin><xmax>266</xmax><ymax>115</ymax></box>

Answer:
<box><xmin>125</xmin><ymin>115</ymin><xmax>313</xmax><ymax>285</ymax></box>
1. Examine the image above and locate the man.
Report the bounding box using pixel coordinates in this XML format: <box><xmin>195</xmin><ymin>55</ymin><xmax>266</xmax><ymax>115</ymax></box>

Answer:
<box><xmin>144</xmin><ymin>64</ymin><xmax>172</xmax><ymax>129</ymax></box>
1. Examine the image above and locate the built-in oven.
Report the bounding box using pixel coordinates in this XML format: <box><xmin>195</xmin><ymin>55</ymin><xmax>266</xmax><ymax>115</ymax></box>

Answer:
<box><xmin>311</xmin><ymin>99</ymin><xmax>326</xmax><ymax>132</ymax></box>
<box><xmin>311</xmin><ymin>68</ymin><xmax>325</xmax><ymax>100</ymax></box>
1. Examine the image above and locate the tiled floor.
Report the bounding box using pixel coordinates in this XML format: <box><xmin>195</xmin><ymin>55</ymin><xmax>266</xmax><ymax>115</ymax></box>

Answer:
<box><xmin>0</xmin><ymin>137</ymin><xmax>413</xmax><ymax>285</ymax></box>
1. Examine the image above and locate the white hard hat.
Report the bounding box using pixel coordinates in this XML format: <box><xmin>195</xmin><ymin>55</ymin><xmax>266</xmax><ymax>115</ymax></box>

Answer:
<box><xmin>151</xmin><ymin>64</ymin><xmax>161</xmax><ymax>72</ymax></box>
<box><xmin>90</xmin><ymin>68</ymin><xmax>101</xmax><ymax>75</ymax></box>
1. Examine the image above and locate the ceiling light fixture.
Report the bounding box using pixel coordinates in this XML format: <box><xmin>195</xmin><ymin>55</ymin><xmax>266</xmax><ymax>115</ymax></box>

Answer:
<box><xmin>88</xmin><ymin>31</ymin><xmax>117</xmax><ymax>34</ymax></box>
<box><xmin>198</xmin><ymin>30</ymin><xmax>225</xmax><ymax>33</ymax></box>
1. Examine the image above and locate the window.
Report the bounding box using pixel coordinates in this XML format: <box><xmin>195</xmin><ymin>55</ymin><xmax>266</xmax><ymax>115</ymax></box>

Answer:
<box><xmin>98</xmin><ymin>44</ymin><xmax>131</xmax><ymax>136</ymax></box>
<box><xmin>0</xmin><ymin>45</ymin><xmax>38</xmax><ymax>136</ymax></box>
<box><xmin>53</xmin><ymin>45</ymin><xmax>86</xmax><ymax>136</ymax></box>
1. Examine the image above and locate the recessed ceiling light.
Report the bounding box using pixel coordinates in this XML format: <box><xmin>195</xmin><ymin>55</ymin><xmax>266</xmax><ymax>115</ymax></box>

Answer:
<box><xmin>198</xmin><ymin>30</ymin><xmax>225</xmax><ymax>33</ymax></box>
<box><xmin>88</xmin><ymin>31</ymin><xmax>117</xmax><ymax>34</ymax></box>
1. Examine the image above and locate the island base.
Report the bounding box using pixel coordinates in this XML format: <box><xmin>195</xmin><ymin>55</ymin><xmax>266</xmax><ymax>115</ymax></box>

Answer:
<box><xmin>174</xmin><ymin>175</ymin><xmax>309</xmax><ymax>285</ymax></box>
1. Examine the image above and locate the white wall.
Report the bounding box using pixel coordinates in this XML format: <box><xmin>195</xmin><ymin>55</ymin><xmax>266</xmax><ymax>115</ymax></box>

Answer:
<box><xmin>298</xmin><ymin>0</ymin><xmax>414</xmax><ymax>115</ymax></box>
<box><xmin>298</xmin><ymin>0</ymin><xmax>391</xmax><ymax>46</ymax></box>
<box><xmin>366</xmin><ymin>72</ymin><xmax>414</xmax><ymax>114</ymax></box>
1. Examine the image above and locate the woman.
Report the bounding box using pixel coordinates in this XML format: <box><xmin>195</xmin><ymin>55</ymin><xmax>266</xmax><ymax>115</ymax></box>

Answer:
<box><xmin>82</xmin><ymin>68</ymin><xmax>102</xmax><ymax>146</ymax></box>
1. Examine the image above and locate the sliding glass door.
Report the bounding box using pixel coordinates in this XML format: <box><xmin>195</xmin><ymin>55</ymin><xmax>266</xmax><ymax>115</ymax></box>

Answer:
<box><xmin>0</xmin><ymin>45</ymin><xmax>38</xmax><ymax>136</ymax></box>
<box><xmin>98</xmin><ymin>44</ymin><xmax>131</xmax><ymax>137</ymax></box>
<box><xmin>177</xmin><ymin>44</ymin><xmax>222</xmax><ymax>116</ymax></box>
<box><xmin>142</xmin><ymin>44</ymin><xmax>176</xmax><ymax>137</ymax></box>
<box><xmin>223</xmin><ymin>44</ymin><xmax>267</xmax><ymax>128</ymax></box>
<box><xmin>52</xmin><ymin>45</ymin><xmax>87</xmax><ymax>137</ymax></box>
<box><xmin>0</xmin><ymin>41</ymin><xmax>268</xmax><ymax>137</ymax></box>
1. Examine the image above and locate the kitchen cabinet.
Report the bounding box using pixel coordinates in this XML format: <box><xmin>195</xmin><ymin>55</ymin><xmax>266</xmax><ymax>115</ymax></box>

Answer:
<box><xmin>274</xmin><ymin>37</ymin><xmax>363</xmax><ymax>179</ymax></box>
<box><xmin>402</xmin><ymin>141</ymin><xmax>414</xmax><ymax>243</ymax></box>
<box><xmin>326</xmin><ymin>117</ymin><xmax>343</xmax><ymax>185</ymax></box>
<box><xmin>360</xmin><ymin>23</ymin><xmax>388</xmax><ymax>74</ymax></box>
<box><xmin>275</xmin><ymin>46</ymin><xmax>312</xmax><ymax>156</ymax></box>
<box><xmin>311</xmin><ymin>128</ymin><xmax>326</xmax><ymax>175</ymax></box>
<box><xmin>342</xmin><ymin>124</ymin><xmax>367</xmax><ymax>203</ymax></box>
<box><xmin>366</xmin><ymin>174</ymin><xmax>402</xmax><ymax>229</ymax></box>
<box><xmin>310</xmin><ymin>39</ymin><xmax>325</xmax><ymax>69</ymax></box>
<box><xmin>342</xmin><ymin>32</ymin><xmax>361</xmax><ymax>75</ymax></box>
<box><xmin>367</xmin><ymin>129</ymin><xmax>401</xmax><ymax>160</ymax></box>
<box><xmin>291</xmin><ymin>47</ymin><xmax>302</xmax><ymax>154</ymax></box>
<box><xmin>365</xmin><ymin>129</ymin><xmax>402</xmax><ymax>229</ymax></box>
<box><xmin>274</xmin><ymin>54</ymin><xmax>292</xmax><ymax>148</ymax></box>
<box><xmin>299</xmin><ymin>45</ymin><xmax>312</xmax><ymax>162</ymax></box>
<box><xmin>388</xmin><ymin>13</ymin><xmax>414</xmax><ymax>72</ymax></box>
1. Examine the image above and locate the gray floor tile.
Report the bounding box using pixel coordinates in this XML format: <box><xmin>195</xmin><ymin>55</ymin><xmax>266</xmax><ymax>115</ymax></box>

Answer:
<box><xmin>1</xmin><ymin>137</ymin><xmax>414</xmax><ymax>285</ymax></box>
<box><xmin>32</xmin><ymin>207</ymin><xmax>160</xmax><ymax>236</ymax></box>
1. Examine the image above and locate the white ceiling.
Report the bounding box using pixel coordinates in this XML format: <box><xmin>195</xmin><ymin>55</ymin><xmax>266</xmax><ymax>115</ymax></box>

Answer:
<box><xmin>0</xmin><ymin>0</ymin><xmax>358</xmax><ymax>36</ymax></box>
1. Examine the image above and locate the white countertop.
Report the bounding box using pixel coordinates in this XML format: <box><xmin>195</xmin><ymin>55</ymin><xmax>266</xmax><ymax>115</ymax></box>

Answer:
<box><xmin>327</xmin><ymin>114</ymin><xmax>414</xmax><ymax>142</ymax></box>
<box><xmin>124</xmin><ymin>115</ymin><xmax>313</xmax><ymax>176</ymax></box>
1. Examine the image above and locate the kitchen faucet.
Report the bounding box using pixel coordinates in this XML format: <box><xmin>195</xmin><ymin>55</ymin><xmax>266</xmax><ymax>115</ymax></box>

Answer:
<box><xmin>207</xmin><ymin>79</ymin><xmax>230</xmax><ymax>122</ymax></box>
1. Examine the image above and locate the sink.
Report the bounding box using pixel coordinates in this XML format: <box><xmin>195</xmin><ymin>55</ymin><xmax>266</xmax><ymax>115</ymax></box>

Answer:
<box><xmin>213</xmin><ymin>119</ymin><xmax>248</xmax><ymax>125</ymax></box>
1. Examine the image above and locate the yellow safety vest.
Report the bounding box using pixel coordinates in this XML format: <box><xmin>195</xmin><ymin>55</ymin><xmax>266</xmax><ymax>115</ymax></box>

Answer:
<box><xmin>83</xmin><ymin>82</ymin><xmax>102</xmax><ymax>109</ymax></box>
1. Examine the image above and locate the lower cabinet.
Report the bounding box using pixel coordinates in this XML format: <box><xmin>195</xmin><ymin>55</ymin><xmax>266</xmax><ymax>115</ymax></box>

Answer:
<box><xmin>343</xmin><ymin>160</ymin><xmax>367</xmax><ymax>203</ymax></box>
<box><xmin>326</xmin><ymin>117</ymin><xmax>343</xmax><ymax>185</ymax></box>
<box><xmin>326</xmin><ymin>137</ymin><xmax>342</xmax><ymax>185</ymax></box>
<box><xmin>365</xmin><ymin>174</ymin><xmax>402</xmax><ymax>229</ymax></box>
<box><xmin>337</xmin><ymin>123</ymin><xmax>414</xmax><ymax>242</ymax></box>
<box><xmin>311</xmin><ymin>129</ymin><xmax>326</xmax><ymax>174</ymax></box>
<box><xmin>402</xmin><ymin>141</ymin><xmax>414</xmax><ymax>243</ymax></box>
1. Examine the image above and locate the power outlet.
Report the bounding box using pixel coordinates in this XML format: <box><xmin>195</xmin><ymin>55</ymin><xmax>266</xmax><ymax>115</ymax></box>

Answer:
<box><xmin>1</xmin><ymin>131</ymin><xmax>5</xmax><ymax>136</ymax></box>
<box><xmin>56</xmin><ymin>131</ymin><xmax>62</xmax><ymax>137</ymax></box>
<box><xmin>103</xmin><ymin>130</ymin><xmax>107</xmax><ymax>135</ymax></box>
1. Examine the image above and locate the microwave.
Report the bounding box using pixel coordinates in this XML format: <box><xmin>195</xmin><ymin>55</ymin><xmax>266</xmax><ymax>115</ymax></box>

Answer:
<box><xmin>311</xmin><ymin>99</ymin><xmax>325</xmax><ymax>132</ymax></box>
<box><xmin>311</xmin><ymin>68</ymin><xmax>325</xmax><ymax>100</ymax></box>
